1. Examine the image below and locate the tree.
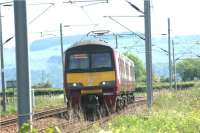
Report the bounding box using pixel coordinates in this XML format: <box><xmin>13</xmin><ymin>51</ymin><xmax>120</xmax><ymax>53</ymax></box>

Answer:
<box><xmin>125</xmin><ymin>53</ymin><xmax>146</xmax><ymax>81</ymax></box>
<box><xmin>32</xmin><ymin>80</ymin><xmax>52</xmax><ymax>89</ymax></box>
<box><xmin>153</xmin><ymin>74</ymin><xmax>160</xmax><ymax>83</ymax></box>
<box><xmin>176</xmin><ymin>58</ymin><xmax>200</xmax><ymax>81</ymax></box>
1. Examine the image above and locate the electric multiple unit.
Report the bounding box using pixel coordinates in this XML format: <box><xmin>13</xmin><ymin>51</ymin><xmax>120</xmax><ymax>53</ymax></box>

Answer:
<box><xmin>64</xmin><ymin>40</ymin><xmax>135</xmax><ymax>117</ymax></box>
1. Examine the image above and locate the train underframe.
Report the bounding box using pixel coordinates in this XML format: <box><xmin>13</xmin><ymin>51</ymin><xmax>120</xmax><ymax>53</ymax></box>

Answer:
<box><xmin>66</xmin><ymin>90</ymin><xmax>135</xmax><ymax>120</ymax></box>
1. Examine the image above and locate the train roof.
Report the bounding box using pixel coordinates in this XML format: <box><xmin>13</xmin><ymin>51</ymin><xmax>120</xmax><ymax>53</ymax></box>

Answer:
<box><xmin>65</xmin><ymin>40</ymin><xmax>134</xmax><ymax>66</ymax></box>
<box><xmin>66</xmin><ymin>40</ymin><xmax>111</xmax><ymax>51</ymax></box>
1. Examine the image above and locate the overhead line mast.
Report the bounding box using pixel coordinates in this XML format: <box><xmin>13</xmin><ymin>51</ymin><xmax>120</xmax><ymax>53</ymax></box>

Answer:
<box><xmin>126</xmin><ymin>0</ymin><xmax>153</xmax><ymax>110</ymax></box>
<box><xmin>14</xmin><ymin>0</ymin><xmax>32</xmax><ymax>129</ymax></box>
<box><xmin>144</xmin><ymin>0</ymin><xmax>153</xmax><ymax>110</ymax></box>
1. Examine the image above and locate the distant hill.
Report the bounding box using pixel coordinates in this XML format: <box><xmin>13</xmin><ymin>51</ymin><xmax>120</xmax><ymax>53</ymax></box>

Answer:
<box><xmin>30</xmin><ymin>34</ymin><xmax>94</xmax><ymax>51</ymax></box>
<box><xmin>1</xmin><ymin>33</ymin><xmax>199</xmax><ymax>88</ymax></box>
<box><xmin>47</xmin><ymin>56</ymin><xmax>62</xmax><ymax>64</ymax></box>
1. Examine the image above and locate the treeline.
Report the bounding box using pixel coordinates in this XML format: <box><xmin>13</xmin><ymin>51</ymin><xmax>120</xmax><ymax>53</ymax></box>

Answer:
<box><xmin>135</xmin><ymin>81</ymin><xmax>196</xmax><ymax>92</ymax></box>
<box><xmin>126</xmin><ymin>53</ymin><xmax>200</xmax><ymax>82</ymax></box>
<box><xmin>1</xmin><ymin>81</ymin><xmax>197</xmax><ymax>97</ymax></box>
<box><xmin>0</xmin><ymin>88</ymin><xmax>64</xmax><ymax>97</ymax></box>
<box><xmin>176</xmin><ymin>58</ymin><xmax>200</xmax><ymax>81</ymax></box>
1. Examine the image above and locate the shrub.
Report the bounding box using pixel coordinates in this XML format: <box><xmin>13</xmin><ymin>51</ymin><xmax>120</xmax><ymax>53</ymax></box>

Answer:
<box><xmin>104</xmin><ymin>87</ymin><xmax>200</xmax><ymax>133</ymax></box>
<box><xmin>135</xmin><ymin>81</ymin><xmax>196</xmax><ymax>92</ymax></box>
<box><xmin>32</xmin><ymin>81</ymin><xmax>52</xmax><ymax>88</ymax></box>
<box><xmin>20</xmin><ymin>123</ymin><xmax>37</xmax><ymax>133</ymax></box>
<box><xmin>107</xmin><ymin>111</ymin><xmax>200</xmax><ymax>133</ymax></box>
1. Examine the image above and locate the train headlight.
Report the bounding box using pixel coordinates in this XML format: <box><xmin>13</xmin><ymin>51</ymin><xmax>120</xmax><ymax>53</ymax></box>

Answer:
<box><xmin>73</xmin><ymin>83</ymin><xmax>77</xmax><ymax>87</ymax></box>
<box><xmin>67</xmin><ymin>82</ymin><xmax>83</xmax><ymax>89</ymax></box>
<box><xmin>100</xmin><ymin>81</ymin><xmax>115</xmax><ymax>88</ymax></box>
<box><xmin>102</xmin><ymin>81</ymin><xmax>106</xmax><ymax>85</ymax></box>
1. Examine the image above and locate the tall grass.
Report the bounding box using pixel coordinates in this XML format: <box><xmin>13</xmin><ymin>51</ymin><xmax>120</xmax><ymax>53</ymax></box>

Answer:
<box><xmin>34</xmin><ymin>94</ymin><xmax>65</xmax><ymax>110</ymax></box>
<box><xmin>0</xmin><ymin>94</ymin><xmax>65</xmax><ymax>116</ymax></box>
<box><xmin>96</xmin><ymin>82</ymin><xmax>200</xmax><ymax>133</ymax></box>
<box><xmin>153</xmin><ymin>88</ymin><xmax>200</xmax><ymax>112</ymax></box>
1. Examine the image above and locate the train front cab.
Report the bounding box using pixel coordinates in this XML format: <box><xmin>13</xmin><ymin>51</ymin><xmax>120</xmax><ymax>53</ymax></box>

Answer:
<box><xmin>64</xmin><ymin>43</ymin><xmax>118</xmax><ymax>114</ymax></box>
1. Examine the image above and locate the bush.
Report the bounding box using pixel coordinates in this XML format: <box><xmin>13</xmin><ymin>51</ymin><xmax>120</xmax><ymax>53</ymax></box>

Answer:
<box><xmin>33</xmin><ymin>89</ymin><xmax>64</xmax><ymax>96</ymax></box>
<box><xmin>135</xmin><ymin>81</ymin><xmax>196</xmax><ymax>92</ymax></box>
<box><xmin>0</xmin><ymin>88</ymin><xmax>64</xmax><ymax>97</ymax></box>
<box><xmin>20</xmin><ymin>123</ymin><xmax>37</xmax><ymax>133</ymax></box>
<box><xmin>101</xmin><ymin>86</ymin><xmax>200</xmax><ymax>133</ymax></box>
<box><xmin>107</xmin><ymin>110</ymin><xmax>200</xmax><ymax>133</ymax></box>
<box><xmin>1</xmin><ymin>82</ymin><xmax>197</xmax><ymax>96</ymax></box>
<box><xmin>32</xmin><ymin>81</ymin><xmax>52</xmax><ymax>88</ymax></box>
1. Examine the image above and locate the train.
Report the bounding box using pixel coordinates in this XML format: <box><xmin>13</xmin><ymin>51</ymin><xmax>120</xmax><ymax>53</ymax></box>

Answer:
<box><xmin>64</xmin><ymin>40</ymin><xmax>136</xmax><ymax>119</ymax></box>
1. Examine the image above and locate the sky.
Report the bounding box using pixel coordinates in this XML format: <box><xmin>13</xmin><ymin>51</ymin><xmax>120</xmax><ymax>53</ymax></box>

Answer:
<box><xmin>1</xmin><ymin>0</ymin><xmax>200</xmax><ymax>48</ymax></box>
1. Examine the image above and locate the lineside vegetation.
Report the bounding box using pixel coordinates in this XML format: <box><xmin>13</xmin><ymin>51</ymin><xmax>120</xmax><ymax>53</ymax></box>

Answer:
<box><xmin>93</xmin><ymin>82</ymin><xmax>200</xmax><ymax>133</ymax></box>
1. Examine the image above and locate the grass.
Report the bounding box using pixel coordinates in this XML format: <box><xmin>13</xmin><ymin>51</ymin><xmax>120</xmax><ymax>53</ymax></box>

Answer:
<box><xmin>104</xmin><ymin>111</ymin><xmax>200</xmax><ymax>133</ymax></box>
<box><xmin>1</xmin><ymin>82</ymin><xmax>200</xmax><ymax>132</ymax></box>
<box><xmin>134</xmin><ymin>92</ymin><xmax>146</xmax><ymax>97</ymax></box>
<box><xmin>34</xmin><ymin>94</ymin><xmax>65</xmax><ymax>110</ymax></box>
<box><xmin>94</xmin><ymin>82</ymin><xmax>200</xmax><ymax>133</ymax></box>
<box><xmin>0</xmin><ymin>94</ymin><xmax>65</xmax><ymax>116</ymax></box>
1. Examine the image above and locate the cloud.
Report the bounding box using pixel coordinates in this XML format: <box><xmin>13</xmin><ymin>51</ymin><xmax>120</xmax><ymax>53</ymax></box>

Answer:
<box><xmin>2</xmin><ymin>0</ymin><xmax>200</xmax><ymax>49</ymax></box>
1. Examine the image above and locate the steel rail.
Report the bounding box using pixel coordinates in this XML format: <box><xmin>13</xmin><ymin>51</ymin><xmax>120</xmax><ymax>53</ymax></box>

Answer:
<box><xmin>42</xmin><ymin>98</ymin><xmax>146</xmax><ymax>133</ymax></box>
<box><xmin>1</xmin><ymin>97</ymin><xmax>146</xmax><ymax>130</ymax></box>
<box><xmin>0</xmin><ymin>107</ymin><xmax>68</xmax><ymax>127</ymax></box>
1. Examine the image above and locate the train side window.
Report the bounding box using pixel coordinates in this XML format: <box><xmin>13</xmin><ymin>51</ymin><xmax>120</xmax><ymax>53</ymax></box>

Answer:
<box><xmin>118</xmin><ymin>59</ymin><xmax>121</xmax><ymax>73</ymax></box>
<box><xmin>119</xmin><ymin>59</ymin><xmax>123</xmax><ymax>71</ymax></box>
<box><xmin>122</xmin><ymin>60</ymin><xmax>125</xmax><ymax>79</ymax></box>
<box><xmin>119</xmin><ymin>59</ymin><xmax>124</xmax><ymax>80</ymax></box>
<box><xmin>130</xmin><ymin>66</ymin><xmax>133</xmax><ymax>81</ymax></box>
<box><xmin>133</xmin><ymin>66</ymin><xmax>135</xmax><ymax>81</ymax></box>
<box><xmin>124</xmin><ymin>63</ymin><xmax>128</xmax><ymax>79</ymax></box>
<box><xmin>119</xmin><ymin>58</ymin><xmax>123</xmax><ymax>81</ymax></box>
<box><xmin>130</xmin><ymin>66</ymin><xmax>135</xmax><ymax>81</ymax></box>
<box><xmin>128</xmin><ymin>64</ymin><xmax>131</xmax><ymax>80</ymax></box>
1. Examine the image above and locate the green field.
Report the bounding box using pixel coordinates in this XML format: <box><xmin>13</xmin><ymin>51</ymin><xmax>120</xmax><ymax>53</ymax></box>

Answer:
<box><xmin>95</xmin><ymin>82</ymin><xmax>200</xmax><ymax>133</ymax></box>
<box><xmin>0</xmin><ymin>94</ymin><xmax>65</xmax><ymax>116</ymax></box>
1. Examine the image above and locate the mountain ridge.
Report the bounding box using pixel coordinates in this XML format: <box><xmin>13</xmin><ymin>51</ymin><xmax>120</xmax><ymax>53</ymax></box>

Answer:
<box><xmin>1</xmin><ymin>33</ymin><xmax>200</xmax><ymax>88</ymax></box>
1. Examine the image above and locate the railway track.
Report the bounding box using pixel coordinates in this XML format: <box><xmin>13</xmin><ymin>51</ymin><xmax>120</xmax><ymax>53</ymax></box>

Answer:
<box><xmin>38</xmin><ymin>97</ymin><xmax>146</xmax><ymax>133</ymax></box>
<box><xmin>0</xmin><ymin>107</ymin><xmax>68</xmax><ymax>128</ymax></box>
<box><xmin>1</xmin><ymin>97</ymin><xmax>146</xmax><ymax>132</ymax></box>
<box><xmin>80</xmin><ymin>98</ymin><xmax>146</xmax><ymax>133</ymax></box>
<box><xmin>0</xmin><ymin>118</ymin><xmax>17</xmax><ymax>127</ymax></box>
